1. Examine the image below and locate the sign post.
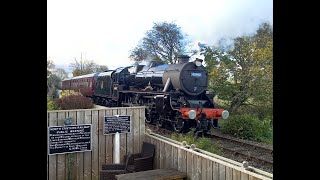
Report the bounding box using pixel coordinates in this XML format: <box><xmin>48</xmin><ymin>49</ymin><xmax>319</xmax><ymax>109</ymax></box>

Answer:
<box><xmin>104</xmin><ymin>115</ymin><xmax>131</xmax><ymax>164</ymax></box>
<box><xmin>114</xmin><ymin>132</ymin><xmax>120</xmax><ymax>163</ymax></box>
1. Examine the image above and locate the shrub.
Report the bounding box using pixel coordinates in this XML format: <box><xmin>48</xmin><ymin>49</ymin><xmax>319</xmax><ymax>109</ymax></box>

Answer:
<box><xmin>236</xmin><ymin>105</ymin><xmax>273</xmax><ymax>121</ymax></box>
<box><xmin>220</xmin><ymin>114</ymin><xmax>273</xmax><ymax>143</ymax></box>
<box><xmin>60</xmin><ymin>90</ymin><xmax>81</xmax><ymax>98</ymax></box>
<box><xmin>47</xmin><ymin>97</ymin><xmax>59</xmax><ymax>110</ymax></box>
<box><xmin>54</xmin><ymin>95</ymin><xmax>94</xmax><ymax>110</ymax></box>
<box><xmin>196</xmin><ymin>137</ymin><xmax>223</xmax><ymax>155</ymax></box>
<box><xmin>170</xmin><ymin>129</ymin><xmax>223</xmax><ymax>155</ymax></box>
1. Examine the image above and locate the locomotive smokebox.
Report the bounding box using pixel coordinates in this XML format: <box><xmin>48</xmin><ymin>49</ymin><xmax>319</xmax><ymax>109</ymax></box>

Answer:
<box><xmin>163</xmin><ymin>58</ymin><xmax>208</xmax><ymax>96</ymax></box>
<box><xmin>177</xmin><ymin>55</ymin><xmax>190</xmax><ymax>64</ymax></box>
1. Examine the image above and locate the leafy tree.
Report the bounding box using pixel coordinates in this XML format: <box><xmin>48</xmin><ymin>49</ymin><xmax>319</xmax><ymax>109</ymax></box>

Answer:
<box><xmin>129</xmin><ymin>47</ymin><xmax>149</xmax><ymax>62</ymax></box>
<box><xmin>47</xmin><ymin>59</ymin><xmax>59</xmax><ymax>98</ymax></box>
<box><xmin>47</xmin><ymin>74</ymin><xmax>61</xmax><ymax>98</ymax></box>
<box><xmin>71</xmin><ymin>68</ymin><xmax>83</xmax><ymax>77</ymax></box>
<box><xmin>202</xmin><ymin>22</ymin><xmax>273</xmax><ymax>113</ymax></box>
<box><xmin>47</xmin><ymin>60</ymin><xmax>68</xmax><ymax>98</ymax></box>
<box><xmin>47</xmin><ymin>59</ymin><xmax>55</xmax><ymax>77</ymax></box>
<box><xmin>129</xmin><ymin>21</ymin><xmax>187</xmax><ymax>64</ymax></box>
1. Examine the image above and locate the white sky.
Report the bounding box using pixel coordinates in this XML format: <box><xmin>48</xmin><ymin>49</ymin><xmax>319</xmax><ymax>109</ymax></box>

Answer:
<box><xmin>47</xmin><ymin>0</ymin><xmax>272</xmax><ymax>73</ymax></box>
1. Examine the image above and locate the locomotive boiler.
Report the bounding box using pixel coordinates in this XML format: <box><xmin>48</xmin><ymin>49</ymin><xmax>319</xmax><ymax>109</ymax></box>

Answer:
<box><xmin>61</xmin><ymin>55</ymin><xmax>229</xmax><ymax>133</ymax></box>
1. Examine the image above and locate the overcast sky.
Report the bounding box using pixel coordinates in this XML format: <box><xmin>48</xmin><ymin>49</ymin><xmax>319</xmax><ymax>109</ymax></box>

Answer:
<box><xmin>47</xmin><ymin>0</ymin><xmax>272</xmax><ymax>73</ymax></box>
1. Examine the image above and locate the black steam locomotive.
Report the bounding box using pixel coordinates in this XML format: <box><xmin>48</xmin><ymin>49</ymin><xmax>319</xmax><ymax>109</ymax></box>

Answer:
<box><xmin>61</xmin><ymin>55</ymin><xmax>229</xmax><ymax>133</ymax></box>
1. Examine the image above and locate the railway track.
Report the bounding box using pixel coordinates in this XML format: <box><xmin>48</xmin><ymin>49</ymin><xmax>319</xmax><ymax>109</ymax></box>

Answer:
<box><xmin>205</xmin><ymin>133</ymin><xmax>273</xmax><ymax>165</ymax></box>
<box><xmin>146</xmin><ymin>123</ymin><xmax>173</xmax><ymax>135</ymax></box>
<box><xmin>146</xmin><ymin>123</ymin><xmax>273</xmax><ymax>172</ymax></box>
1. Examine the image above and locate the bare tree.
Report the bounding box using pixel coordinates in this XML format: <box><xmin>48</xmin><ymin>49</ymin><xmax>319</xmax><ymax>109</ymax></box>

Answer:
<box><xmin>94</xmin><ymin>65</ymin><xmax>109</xmax><ymax>72</ymax></box>
<box><xmin>54</xmin><ymin>68</ymin><xmax>68</xmax><ymax>80</ymax></box>
<box><xmin>69</xmin><ymin>53</ymin><xmax>99</xmax><ymax>76</ymax></box>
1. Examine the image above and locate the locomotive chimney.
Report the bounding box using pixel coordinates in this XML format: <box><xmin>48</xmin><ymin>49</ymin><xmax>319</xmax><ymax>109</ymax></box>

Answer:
<box><xmin>177</xmin><ymin>55</ymin><xmax>190</xmax><ymax>64</ymax></box>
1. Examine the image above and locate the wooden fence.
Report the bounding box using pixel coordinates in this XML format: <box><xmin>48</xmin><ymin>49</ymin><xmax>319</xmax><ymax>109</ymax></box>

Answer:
<box><xmin>48</xmin><ymin>106</ymin><xmax>273</xmax><ymax>180</ymax></box>
<box><xmin>47</xmin><ymin>106</ymin><xmax>145</xmax><ymax>180</ymax></box>
<box><xmin>145</xmin><ymin>132</ymin><xmax>273</xmax><ymax>180</ymax></box>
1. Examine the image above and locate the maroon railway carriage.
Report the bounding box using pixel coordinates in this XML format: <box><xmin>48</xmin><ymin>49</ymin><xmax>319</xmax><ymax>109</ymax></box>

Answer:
<box><xmin>61</xmin><ymin>73</ymin><xmax>96</xmax><ymax>97</ymax></box>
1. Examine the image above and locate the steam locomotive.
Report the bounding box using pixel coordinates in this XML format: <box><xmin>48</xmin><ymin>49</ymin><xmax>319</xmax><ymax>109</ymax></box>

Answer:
<box><xmin>61</xmin><ymin>55</ymin><xmax>229</xmax><ymax>133</ymax></box>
